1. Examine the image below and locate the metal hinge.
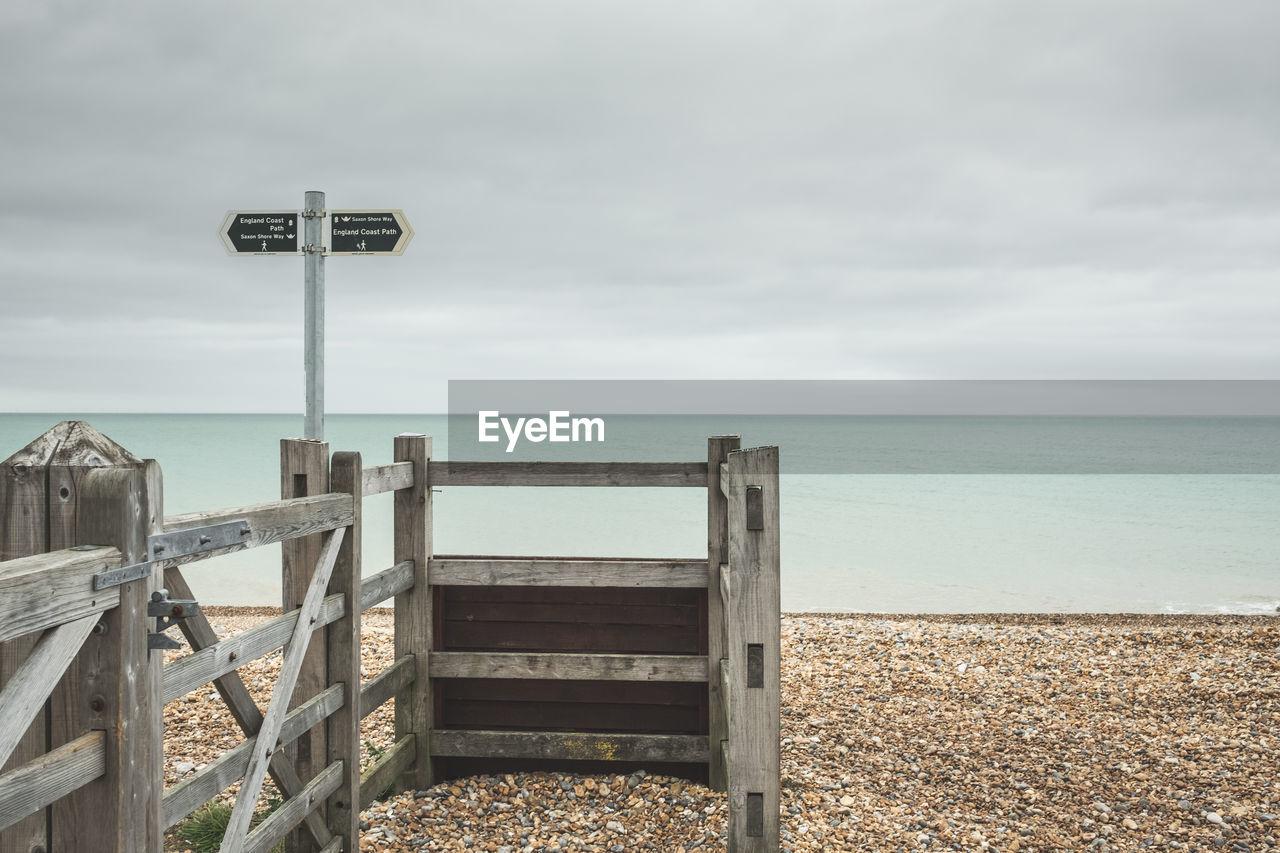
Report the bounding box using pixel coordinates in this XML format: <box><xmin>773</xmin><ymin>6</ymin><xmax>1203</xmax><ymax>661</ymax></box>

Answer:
<box><xmin>147</xmin><ymin>588</ymin><xmax>200</xmax><ymax>652</ymax></box>
<box><xmin>93</xmin><ymin>519</ymin><xmax>251</xmax><ymax>590</ymax></box>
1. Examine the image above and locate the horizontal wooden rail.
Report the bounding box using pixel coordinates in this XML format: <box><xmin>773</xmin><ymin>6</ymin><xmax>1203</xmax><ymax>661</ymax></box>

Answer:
<box><xmin>163</xmin><ymin>593</ymin><xmax>345</xmax><ymax>704</ymax></box>
<box><xmin>362</xmin><ymin>461</ymin><xmax>414</xmax><ymax>497</ymax></box>
<box><xmin>360</xmin><ymin>560</ymin><xmax>414</xmax><ymax>610</ymax></box>
<box><xmin>0</xmin><ymin>731</ymin><xmax>105</xmax><ymax>833</ymax></box>
<box><xmin>430</xmin><ymin>557</ymin><xmax>709</xmax><ymax>588</ymax></box>
<box><xmin>430</xmin><ymin>651</ymin><xmax>708</xmax><ymax>682</ymax></box>
<box><xmin>158</xmin><ymin>493</ymin><xmax>354</xmax><ymax>569</ymax></box>
<box><xmin>358</xmin><ymin>735</ymin><xmax>415</xmax><ymax>810</ymax></box>
<box><xmin>360</xmin><ymin>656</ymin><xmax>414</xmax><ymax>719</ymax></box>
<box><xmin>163</xmin><ymin>685</ymin><xmax>343</xmax><ymax>829</ymax></box>
<box><xmin>429</xmin><ymin>730</ymin><xmax>709</xmax><ymax>764</ymax></box>
<box><xmin>241</xmin><ymin>760</ymin><xmax>343</xmax><ymax>853</ymax></box>
<box><xmin>429</xmin><ymin>461</ymin><xmax>708</xmax><ymax>487</ymax></box>
<box><xmin>166</xmin><ymin>652</ymin><xmax>415</xmax><ymax>829</ymax></box>
<box><xmin>0</xmin><ymin>546</ymin><xmax>122</xmax><ymax>644</ymax></box>
<box><xmin>164</xmin><ymin>561</ymin><xmax>408</xmax><ymax>703</ymax></box>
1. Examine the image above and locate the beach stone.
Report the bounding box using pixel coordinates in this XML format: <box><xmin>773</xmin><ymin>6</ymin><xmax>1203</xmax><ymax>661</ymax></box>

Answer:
<box><xmin>161</xmin><ymin>608</ymin><xmax>1279</xmax><ymax>852</ymax></box>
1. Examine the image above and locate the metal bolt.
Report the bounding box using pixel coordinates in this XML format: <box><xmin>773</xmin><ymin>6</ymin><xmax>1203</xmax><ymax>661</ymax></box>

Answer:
<box><xmin>92</xmin><ymin>621</ymin><xmax>108</xmax><ymax>636</ymax></box>
<box><xmin>89</xmin><ymin>696</ymin><xmax>106</xmax><ymax>713</ymax></box>
<box><xmin>229</xmin><ymin>651</ymin><xmax>239</xmax><ymax>661</ymax></box>
<box><xmin>152</xmin><ymin>543</ymin><xmax>166</xmax><ymax>554</ymax></box>
<box><xmin>199</xmin><ymin>535</ymin><xmax>211</xmax><ymax>545</ymax></box>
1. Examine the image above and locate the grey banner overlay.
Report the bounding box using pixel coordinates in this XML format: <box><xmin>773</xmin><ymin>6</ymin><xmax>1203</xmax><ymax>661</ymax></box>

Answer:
<box><xmin>447</xmin><ymin>381</ymin><xmax>1280</xmax><ymax>473</ymax></box>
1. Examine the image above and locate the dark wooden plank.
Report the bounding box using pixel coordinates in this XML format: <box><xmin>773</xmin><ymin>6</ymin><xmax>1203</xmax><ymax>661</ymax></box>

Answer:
<box><xmin>440</xmin><ymin>678</ymin><xmax>701</xmax><ymax>706</ymax></box>
<box><xmin>442</xmin><ymin>600</ymin><xmax>700</xmax><ymax>627</ymax></box>
<box><xmin>440</xmin><ymin>699</ymin><xmax>701</xmax><ymax>734</ymax></box>
<box><xmin>441</xmin><ymin>621</ymin><xmax>701</xmax><ymax>655</ymax></box>
<box><xmin>430</xmin><ymin>730</ymin><xmax>708</xmax><ymax>763</ymax></box>
<box><xmin>428</xmin><ymin>461</ymin><xmax>707</xmax><ymax>487</ymax></box>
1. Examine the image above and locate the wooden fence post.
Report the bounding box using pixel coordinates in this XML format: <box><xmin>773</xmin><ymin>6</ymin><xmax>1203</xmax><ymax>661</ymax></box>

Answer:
<box><xmin>706</xmin><ymin>435</ymin><xmax>740</xmax><ymax>793</ymax></box>
<box><xmin>393</xmin><ymin>434</ymin><xmax>433</xmax><ymax>790</ymax></box>
<box><xmin>281</xmin><ymin>439</ymin><xmax>329</xmax><ymax>853</ymax></box>
<box><xmin>723</xmin><ymin>446</ymin><xmax>781</xmax><ymax>853</ymax></box>
<box><xmin>0</xmin><ymin>421</ymin><xmax>162</xmax><ymax>853</ymax></box>
<box><xmin>327</xmin><ymin>452</ymin><xmax>362</xmax><ymax>845</ymax></box>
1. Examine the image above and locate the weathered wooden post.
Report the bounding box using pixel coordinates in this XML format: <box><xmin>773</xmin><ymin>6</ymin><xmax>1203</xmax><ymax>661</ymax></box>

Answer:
<box><xmin>707</xmin><ymin>435</ymin><xmax>741</xmax><ymax>792</ymax></box>
<box><xmin>326</xmin><ymin>452</ymin><xmax>362</xmax><ymax>844</ymax></box>
<box><xmin>0</xmin><ymin>421</ymin><xmax>164</xmax><ymax>852</ymax></box>
<box><xmin>722</xmin><ymin>446</ymin><xmax>781</xmax><ymax>853</ymax></box>
<box><xmin>280</xmin><ymin>438</ymin><xmax>329</xmax><ymax>853</ymax></box>
<box><xmin>0</xmin><ymin>424</ymin><xmax>77</xmax><ymax>853</ymax></box>
<box><xmin>393</xmin><ymin>434</ymin><xmax>433</xmax><ymax>790</ymax></box>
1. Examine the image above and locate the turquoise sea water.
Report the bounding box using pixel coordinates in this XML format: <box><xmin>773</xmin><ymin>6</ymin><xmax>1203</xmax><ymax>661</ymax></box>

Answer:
<box><xmin>1</xmin><ymin>413</ymin><xmax>1276</xmax><ymax>614</ymax></box>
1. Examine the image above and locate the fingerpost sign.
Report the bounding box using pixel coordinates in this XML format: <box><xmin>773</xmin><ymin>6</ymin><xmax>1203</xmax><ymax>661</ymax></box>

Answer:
<box><xmin>218</xmin><ymin>192</ymin><xmax>413</xmax><ymax>439</ymax></box>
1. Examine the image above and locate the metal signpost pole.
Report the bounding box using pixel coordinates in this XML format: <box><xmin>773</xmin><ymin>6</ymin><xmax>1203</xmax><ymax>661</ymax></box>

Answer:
<box><xmin>220</xmin><ymin>195</ymin><xmax>410</xmax><ymax>441</ymax></box>
<box><xmin>303</xmin><ymin>190</ymin><xmax>325</xmax><ymax>440</ymax></box>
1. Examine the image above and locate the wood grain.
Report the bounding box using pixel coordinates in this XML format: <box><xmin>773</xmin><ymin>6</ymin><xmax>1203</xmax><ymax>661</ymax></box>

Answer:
<box><xmin>429</xmin><ymin>730</ymin><xmax>708</xmax><ymax>764</ymax></box>
<box><xmin>428</xmin><ymin>461</ymin><xmax>707</xmax><ymax>487</ymax></box>
<box><xmin>429</xmin><ymin>651</ymin><xmax>708</xmax><ymax>683</ymax></box>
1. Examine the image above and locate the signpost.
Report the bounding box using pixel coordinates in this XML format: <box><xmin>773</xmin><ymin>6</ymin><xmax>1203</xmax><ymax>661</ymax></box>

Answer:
<box><xmin>329</xmin><ymin>210</ymin><xmax>414</xmax><ymax>255</ymax></box>
<box><xmin>219</xmin><ymin>192</ymin><xmax>412</xmax><ymax>439</ymax></box>
<box><xmin>219</xmin><ymin>211</ymin><xmax>301</xmax><ymax>255</ymax></box>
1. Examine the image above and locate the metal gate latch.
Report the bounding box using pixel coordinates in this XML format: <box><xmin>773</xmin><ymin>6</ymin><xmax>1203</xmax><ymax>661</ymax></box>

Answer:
<box><xmin>147</xmin><ymin>588</ymin><xmax>200</xmax><ymax>652</ymax></box>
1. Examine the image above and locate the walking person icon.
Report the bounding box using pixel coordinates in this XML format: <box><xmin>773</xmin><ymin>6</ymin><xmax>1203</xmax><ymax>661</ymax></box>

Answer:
<box><xmin>261</xmin><ymin>241</ymin><xmax>267</xmax><ymax>252</ymax></box>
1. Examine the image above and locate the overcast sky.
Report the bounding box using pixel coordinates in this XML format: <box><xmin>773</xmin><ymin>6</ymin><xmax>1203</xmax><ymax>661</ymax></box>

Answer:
<box><xmin>2</xmin><ymin>1</ymin><xmax>1277</xmax><ymax>413</ymax></box>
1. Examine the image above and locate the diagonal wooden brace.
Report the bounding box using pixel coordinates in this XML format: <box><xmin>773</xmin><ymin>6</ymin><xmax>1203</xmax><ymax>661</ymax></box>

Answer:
<box><xmin>218</xmin><ymin>526</ymin><xmax>345</xmax><ymax>853</ymax></box>
<box><xmin>0</xmin><ymin>613</ymin><xmax>101</xmax><ymax>768</ymax></box>
<box><xmin>163</xmin><ymin>566</ymin><xmax>334</xmax><ymax>848</ymax></box>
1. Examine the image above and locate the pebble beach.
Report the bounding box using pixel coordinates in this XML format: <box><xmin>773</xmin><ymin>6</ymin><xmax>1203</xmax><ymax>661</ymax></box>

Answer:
<box><xmin>164</xmin><ymin>610</ymin><xmax>1278</xmax><ymax>852</ymax></box>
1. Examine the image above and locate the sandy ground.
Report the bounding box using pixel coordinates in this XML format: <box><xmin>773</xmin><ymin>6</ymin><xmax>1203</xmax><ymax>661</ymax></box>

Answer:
<box><xmin>162</xmin><ymin>610</ymin><xmax>1279</xmax><ymax>852</ymax></box>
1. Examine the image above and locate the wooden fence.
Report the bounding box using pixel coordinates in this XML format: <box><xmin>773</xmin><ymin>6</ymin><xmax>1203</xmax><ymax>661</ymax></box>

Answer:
<box><xmin>0</xmin><ymin>422</ymin><xmax>779</xmax><ymax>852</ymax></box>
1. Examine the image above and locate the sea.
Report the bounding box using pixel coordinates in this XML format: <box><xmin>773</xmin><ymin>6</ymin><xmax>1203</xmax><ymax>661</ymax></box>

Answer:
<box><xmin>2</xmin><ymin>412</ymin><xmax>1276</xmax><ymax>615</ymax></box>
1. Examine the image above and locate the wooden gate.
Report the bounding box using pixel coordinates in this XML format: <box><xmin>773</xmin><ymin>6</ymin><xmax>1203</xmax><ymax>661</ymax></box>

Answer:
<box><xmin>0</xmin><ymin>423</ymin><xmax>779</xmax><ymax>852</ymax></box>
